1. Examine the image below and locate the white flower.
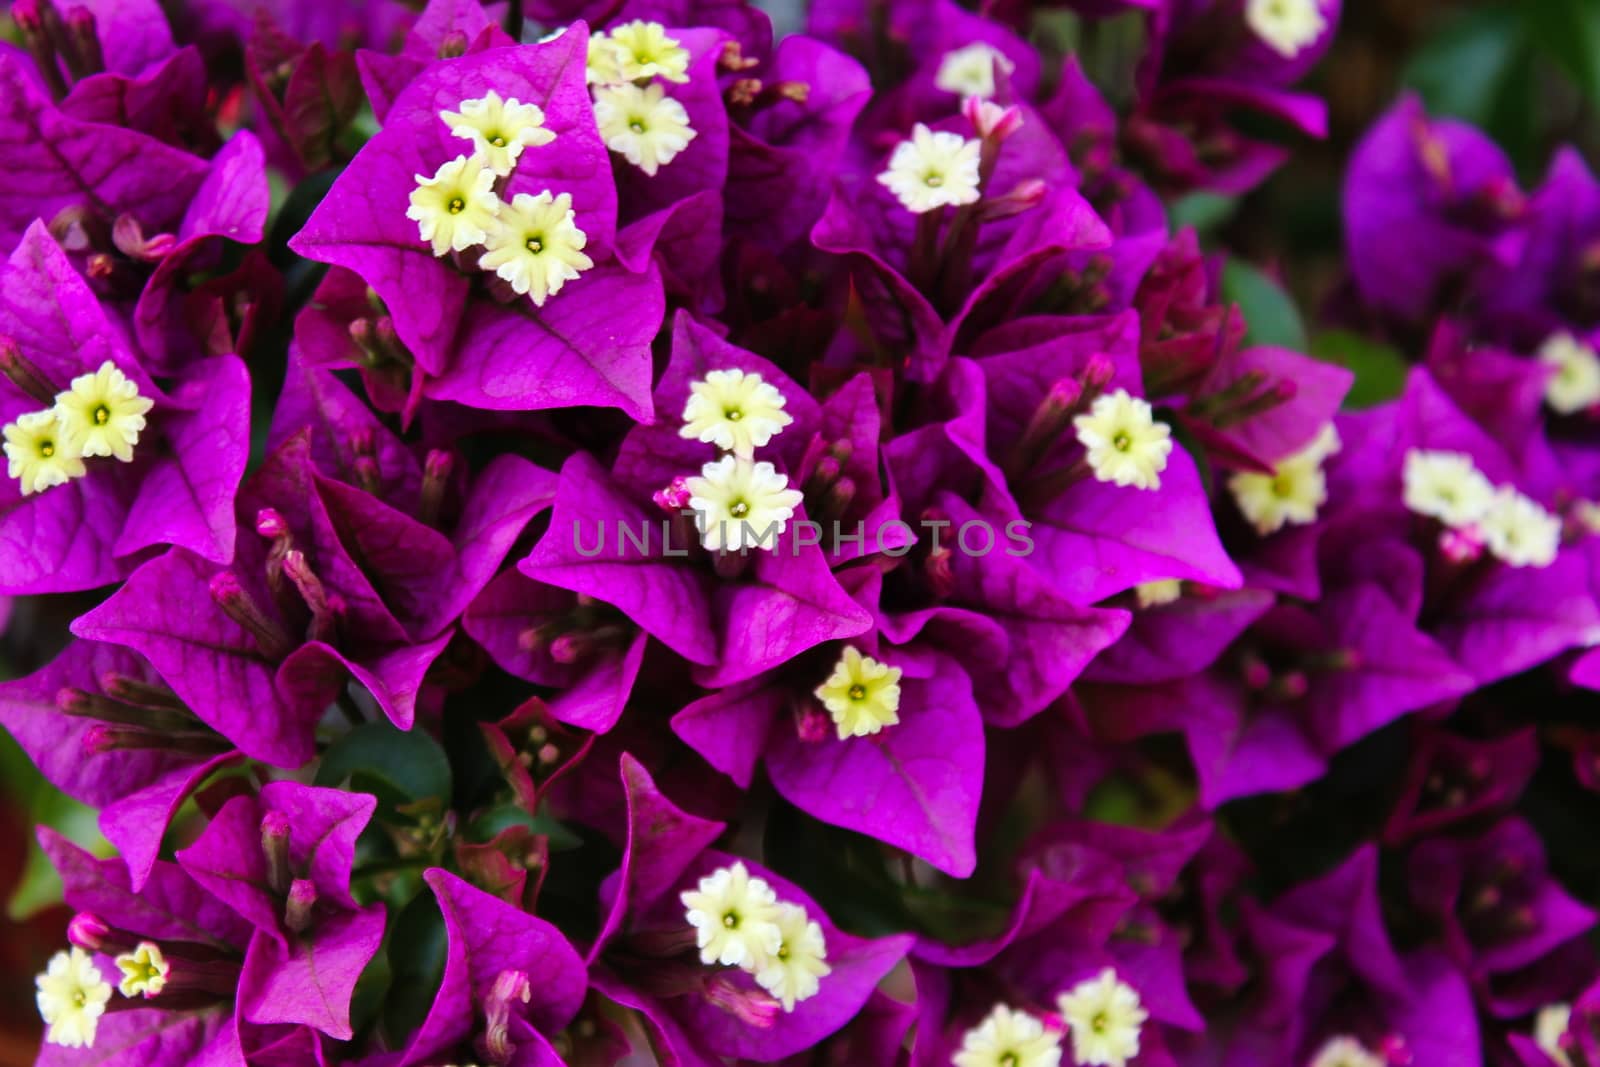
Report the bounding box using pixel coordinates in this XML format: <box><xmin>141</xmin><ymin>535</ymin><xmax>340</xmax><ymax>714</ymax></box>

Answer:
<box><xmin>679</xmin><ymin>367</ymin><xmax>792</xmax><ymax>458</ymax></box>
<box><xmin>814</xmin><ymin>646</ymin><xmax>903</xmax><ymax>739</ymax></box>
<box><xmin>1056</xmin><ymin>968</ymin><xmax>1147</xmax><ymax>1067</ymax></box>
<box><xmin>934</xmin><ymin>42</ymin><xmax>1015</xmax><ymax>99</ymax></box>
<box><xmin>114</xmin><ymin>941</ymin><xmax>170</xmax><ymax>999</ymax></box>
<box><xmin>1229</xmin><ymin>424</ymin><xmax>1341</xmax><ymax>535</ymax></box>
<box><xmin>876</xmin><ymin>123</ymin><xmax>983</xmax><ymax>214</ymax></box>
<box><xmin>5</xmin><ymin>408</ymin><xmax>86</xmax><ymax>495</ymax></box>
<box><xmin>478</xmin><ymin>191</ymin><xmax>594</xmax><ymax>307</ymax></box>
<box><xmin>593</xmin><ymin>82</ymin><xmax>697</xmax><ymax>176</ymax></box>
<box><xmin>53</xmin><ymin>360</ymin><xmax>154</xmax><ymax>462</ymax></box>
<box><xmin>686</xmin><ymin>455</ymin><xmax>804</xmax><ymax>552</ymax></box>
<box><xmin>1135</xmin><ymin>579</ymin><xmax>1183</xmax><ymax>609</ymax></box>
<box><xmin>1307</xmin><ymin>1035</ymin><xmax>1386</xmax><ymax>1067</ymax></box>
<box><xmin>1534</xmin><ymin>1003</ymin><xmax>1573</xmax><ymax>1067</ymax></box>
<box><xmin>36</xmin><ymin>947</ymin><xmax>112</xmax><ymax>1049</ymax></box>
<box><xmin>1539</xmin><ymin>332</ymin><xmax>1600</xmax><ymax>415</ymax></box>
<box><xmin>952</xmin><ymin>1004</ymin><xmax>1063</xmax><ymax>1067</ymax></box>
<box><xmin>1246</xmin><ymin>0</ymin><xmax>1328</xmax><ymax>58</ymax></box>
<box><xmin>1073</xmin><ymin>389</ymin><xmax>1173</xmax><ymax>491</ymax></box>
<box><xmin>1480</xmin><ymin>486</ymin><xmax>1562</xmax><ymax>568</ymax></box>
<box><xmin>406</xmin><ymin>155</ymin><xmax>501</xmax><ymax>257</ymax></box>
<box><xmin>440</xmin><ymin>90</ymin><xmax>557</xmax><ymax>176</ymax></box>
<box><xmin>606</xmin><ymin>20</ymin><xmax>691</xmax><ymax>83</ymax></box>
<box><xmin>1402</xmin><ymin>449</ymin><xmax>1495</xmax><ymax>528</ymax></box>
<box><xmin>680</xmin><ymin>861</ymin><xmax>783</xmax><ymax>969</ymax></box>
<box><xmin>754</xmin><ymin>903</ymin><xmax>830</xmax><ymax>1012</ymax></box>
<box><xmin>587</xmin><ymin>33</ymin><xmax>628</xmax><ymax>85</ymax></box>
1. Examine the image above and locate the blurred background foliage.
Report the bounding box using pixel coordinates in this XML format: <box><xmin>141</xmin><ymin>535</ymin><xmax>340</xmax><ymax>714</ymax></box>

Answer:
<box><xmin>1</xmin><ymin>0</ymin><xmax>1599</xmax><ymax>1061</ymax></box>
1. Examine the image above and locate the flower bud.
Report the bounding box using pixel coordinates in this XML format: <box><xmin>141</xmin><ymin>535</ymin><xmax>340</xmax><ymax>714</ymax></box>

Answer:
<box><xmin>284</xmin><ymin>879</ymin><xmax>317</xmax><ymax>933</ymax></box>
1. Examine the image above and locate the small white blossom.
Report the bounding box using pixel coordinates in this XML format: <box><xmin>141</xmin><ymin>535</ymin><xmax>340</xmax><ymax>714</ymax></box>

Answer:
<box><xmin>681</xmin><ymin>861</ymin><xmax>783</xmax><ymax>969</ymax></box>
<box><xmin>1135</xmin><ymin>579</ymin><xmax>1183</xmax><ymax>609</ymax></box>
<box><xmin>441</xmin><ymin>91</ymin><xmax>557</xmax><ymax>176</ymax></box>
<box><xmin>1539</xmin><ymin>333</ymin><xmax>1600</xmax><ymax>415</ymax></box>
<box><xmin>1402</xmin><ymin>449</ymin><xmax>1495</xmax><ymax>528</ymax></box>
<box><xmin>54</xmin><ymin>360</ymin><xmax>154</xmax><ymax>462</ymax></box>
<box><xmin>877</xmin><ymin>123</ymin><xmax>983</xmax><ymax>214</ymax></box>
<box><xmin>1246</xmin><ymin>0</ymin><xmax>1328</xmax><ymax>58</ymax></box>
<box><xmin>686</xmin><ymin>455</ymin><xmax>804</xmax><ymax>552</ymax></box>
<box><xmin>1074</xmin><ymin>389</ymin><xmax>1173</xmax><ymax>491</ymax></box>
<box><xmin>587</xmin><ymin>33</ymin><xmax>628</xmax><ymax>85</ymax></box>
<box><xmin>407</xmin><ymin>155</ymin><xmax>501</xmax><ymax>257</ymax></box>
<box><xmin>606</xmin><ymin>20</ymin><xmax>691</xmax><ymax>83</ymax></box>
<box><xmin>1229</xmin><ymin>424</ymin><xmax>1341</xmax><ymax>535</ymax></box>
<box><xmin>814</xmin><ymin>646</ymin><xmax>903</xmax><ymax>739</ymax></box>
<box><xmin>479</xmin><ymin>191</ymin><xmax>594</xmax><ymax>307</ymax></box>
<box><xmin>952</xmin><ymin>1004</ymin><xmax>1063</xmax><ymax>1067</ymax></box>
<box><xmin>114</xmin><ymin>941</ymin><xmax>170</xmax><ymax>999</ymax></box>
<box><xmin>1480</xmin><ymin>486</ymin><xmax>1562</xmax><ymax>568</ymax></box>
<box><xmin>593</xmin><ymin>82</ymin><xmax>697</xmax><ymax>176</ymax></box>
<box><xmin>754</xmin><ymin>903</ymin><xmax>830</xmax><ymax>1012</ymax></box>
<box><xmin>679</xmin><ymin>367</ymin><xmax>792</xmax><ymax>458</ymax></box>
<box><xmin>1307</xmin><ymin>1035</ymin><xmax>1386</xmax><ymax>1067</ymax></box>
<box><xmin>1535</xmin><ymin>1003</ymin><xmax>1573</xmax><ymax>1067</ymax></box>
<box><xmin>4</xmin><ymin>408</ymin><xmax>86</xmax><ymax>495</ymax></box>
<box><xmin>1057</xmin><ymin>968</ymin><xmax>1147</xmax><ymax>1067</ymax></box>
<box><xmin>36</xmin><ymin>947</ymin><xmax>112</xmax><ymax>1049</ymax></box>
<box><xmin>934</xmin><ymin>42</ymin><xmax>1015</xmax><ymax>99</ymax></box>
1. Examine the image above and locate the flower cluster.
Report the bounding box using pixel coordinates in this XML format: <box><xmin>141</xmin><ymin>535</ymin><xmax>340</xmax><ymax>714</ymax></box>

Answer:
<box><xmin>681</xmin><ymin>861</ymin><xmax>831</xmax><ymax>1012</ymax></box>
<box><xmin>3</xmin><ymin>361</ymin><xmax>152</xmax><ymax>495</ymax></box>
<box><xmin>0</xmin><ymin>0</ymin><xmax>1597</xmax><ymax>1065</ymax></box>
<box><xmin>407</xmin><ymin>89</ymin><xmax>593</xmax><ymax>306</ymax></box>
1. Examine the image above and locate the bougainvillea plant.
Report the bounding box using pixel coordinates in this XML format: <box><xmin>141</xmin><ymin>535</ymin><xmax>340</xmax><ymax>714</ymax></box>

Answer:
<box><xmin>2</xmin><ymin>0</ymin><xmax>1600</xmax><ymax>1063</ymax></box>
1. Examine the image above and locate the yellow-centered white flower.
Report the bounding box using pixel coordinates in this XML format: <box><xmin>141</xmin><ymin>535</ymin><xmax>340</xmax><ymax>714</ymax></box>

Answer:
<box><xmin>679</xmin><ymin>368</ymin><xmax>792</xmax><ymax>458</ymax></box>
<box><xmin>877</xmin><ymin>123</ymin><xmax>983</xmax><ymax>214</ymax></box>
<box><xmin>952</xmin><ymin>1004</ymin><xmax>1063</xmax><ymax>1067</ymax></box>
<box><xmin>593</xmin><ymin>82</ymin><xmax>697</xmax><ymax>176</ymax></box>
<box><xmin>814</xmin><ymin>646</ymin><xmax>903</xmax><ymax>739</ymax></box>
<box><xmin>606</xmin><ymin>20</ymin><xmax>692</xmax><ymax>83</ymax></box>
<box><xmin>1307</xmin><ymin>1035</ymin><xmax>1386</xmax><ymax>1067</ymax></box>
<box><xmin>1246</xmin><ymin>0</ymin><xmax>1327</xmax><ymax>58</ymax></box>
<box><xmin>114</xmin><ymin>941</ymin><xmax>169</xmax><ymax>999</ymax></box>
<box><xmin>479</xmin><ymin>191</ymin><xmax>594</xmax><ymax>307</ymax></box>
<box><xmin>587</xmin><ymin>33</ymin><xmax>627</xmax><ymax>85</ymax></box>
<box><xmin>686</xmin><ymin>456</ymin><xmax>804</xmax><ymax>552</ymax></box>
<box><xmin>1074</xmin><ymin>389</ymin><xmax>1173</xmax><ymax>491</ymax></box>
<box><xmin>441</xmin><ymin>91</ymin><xmax>557</xmax><ymax>176</ymax></box>
<box><xmin>1057</xmin><ymin>968</ymin><xmax>1147</xmax><ymax>1067</ymax></box>
<box><xmin>1539</xmin><ymin>332</ymin><xmax>1600</xmax><ymax>415</ymax></box>
<box><xmin>681</xmin><ymin>861</ymin><xmax>784</xmax><ymax>969</ymax></box>
<box><xmin>55</xmin><ymin>360</ymin><xmax>154</xmax><ymax>462</ymax></box>
<box><xmin>754</xmin><ymin>902</ymin><xmax>830</xmax><ymax>1012</ymax></box>
<box><xmin>407</xmin><ymin>155</ymin><xmax>501</xmax><ymax>257</ymax></box>
<box><xmin>1480</xmin><ymin>486</ymin><xmax>1561</xmax><ymax>568</ymax></box>
<box><xmin>1135</xmin><ymin>579</ymin><xmax>1183</xmax><ymax>609</ymax></box>
<box><xmin>36</xmin><ymin>947</ymin><xmax>112</xmax><ymax>1049</ymax></box>
<box><xmin>934</xmin><ymin>42</ymin><xmax>1015</xmax><ymax>99</ymax></box>
<box><xmin>1402</xmin><ymin>449</ymin><xmax>1495</xmax><ymax>528</ymax></box>
<box><xmin>1535</xmin><ymin>1003</ymin><xmax>1573</xmax><ymax>1067</ymax></box>
<box><xmin>5</xmin><ymin>408</ymin><xmax>86</xmax><ymax>495</ymax></box>
<box><xmin>1229</xmin><ymin>424</ymin><xmax>1341</xmax><ymax>535</ymax></box>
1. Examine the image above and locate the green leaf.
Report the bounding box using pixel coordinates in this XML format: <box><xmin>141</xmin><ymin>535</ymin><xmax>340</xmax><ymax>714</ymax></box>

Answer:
<box><xmin>315</xmin><ymin>721</ymin><xmax>452</xmax><ymax>809</ymax></box>
<box><xmin>382</xmin><ymin>888</ymin><xmax>447</xmax><ymax>1047</ymax></box>
<box><xmin>467</xmin><ymin>803</ymin><xmax>583</xmax><ymax>851</ymax></box>
<box><xmin>1523</xmin><ymin>0</ymin><xmax>1600</xmax><ymax>106</ymax></box>
<box><xmin>0</xmin><ymin>727</ymin><xmax>106</xmax><ymax>919</ymax></box>
<box><xmin>1310</xmin><ymin>331</ymin><xmax>1410</xmax><ymax>409</ymax></box>
<box><xmin>1402</xmin><ymin>5</ymin><xmax>1525</xmax><ymax>126</ymax></box>
<box><xmin>1222</xmin><ymin>260</ymin><xmax>1307</xmax><ymax>351</ymax></box>
<box><xmin>1167</xmin><ymin>193</ymin><xmax>1238</xmax><ymax>237</ymax></box>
